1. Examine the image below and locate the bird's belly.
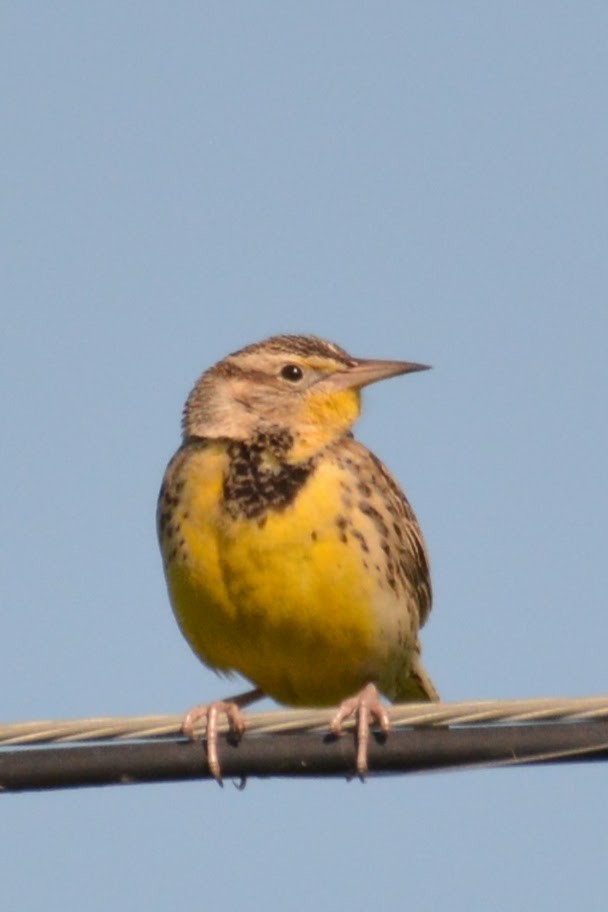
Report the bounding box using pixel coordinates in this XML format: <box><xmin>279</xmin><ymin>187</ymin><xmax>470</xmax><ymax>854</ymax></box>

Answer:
<box><xmin>165</xmin><ymin>462</ymin><xmax>415</xmax><ymax>706</ymax></box>
<box><xmin>218</xmin><ymin>516</ymin><xmax>388</xmax><ymax>704</ymax></box>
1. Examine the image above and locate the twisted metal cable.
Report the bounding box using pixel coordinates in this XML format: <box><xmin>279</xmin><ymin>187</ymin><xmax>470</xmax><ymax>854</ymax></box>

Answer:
<box><xmin>2</xmin><ymin>694</ymin><xmax>608</xmax><ymax>747</ymax></box>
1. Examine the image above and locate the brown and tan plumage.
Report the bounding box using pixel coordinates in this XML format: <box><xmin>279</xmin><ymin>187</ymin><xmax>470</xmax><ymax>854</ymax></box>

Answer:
<box><xmin>158</xmin><ymin>334</ymin><xmax>438</xmax><ymax>778</ymax></box>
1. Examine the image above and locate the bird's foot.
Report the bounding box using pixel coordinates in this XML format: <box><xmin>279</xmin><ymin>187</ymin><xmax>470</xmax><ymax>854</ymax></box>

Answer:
<box><xmin>182</xmin><ymin>687</ymin><xmax>263</xmax><ymax>784</ymax></box>
<box><xmin>182</xmin><ymin>700</ymin><xmax>245</xmax><ymax>783</ymax></box>
<box><xmin>330</xmin><ymin>683</ymin><xmax>390</xmax><ymax>779</ymax></box>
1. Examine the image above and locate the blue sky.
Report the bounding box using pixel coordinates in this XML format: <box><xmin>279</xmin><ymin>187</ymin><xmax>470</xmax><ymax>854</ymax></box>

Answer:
<box><xmin>3</xmin><ymin>4</ymin><xmax>608</xmax><ymax>910</ymax></box>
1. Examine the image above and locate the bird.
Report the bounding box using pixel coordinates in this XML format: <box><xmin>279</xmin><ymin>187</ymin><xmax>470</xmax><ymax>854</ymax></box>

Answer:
<box><xmin>157</xmin><ymin>334</ymin><xmax>438</xmax><ymax>780</ymax></box>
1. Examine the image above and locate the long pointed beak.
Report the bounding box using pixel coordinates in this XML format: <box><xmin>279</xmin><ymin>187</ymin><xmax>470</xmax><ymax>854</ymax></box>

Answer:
<box><xmin>326</xmin><ymin>357</ymin><xmax>431</xmax><ymax>392</ymax></box>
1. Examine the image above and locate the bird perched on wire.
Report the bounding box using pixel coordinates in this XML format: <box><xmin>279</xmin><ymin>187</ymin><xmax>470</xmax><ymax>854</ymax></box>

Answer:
<box><xmin>157</xmin><ymin>334</ymin><xmax>438</xmax><ymax>780</ymax></box>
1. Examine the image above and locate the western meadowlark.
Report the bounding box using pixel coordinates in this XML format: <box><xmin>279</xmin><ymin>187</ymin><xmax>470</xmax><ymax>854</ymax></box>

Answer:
<box><xmin>157</xmin><ymin>334</ymin><xmax>438</xmax><ymax>779</ymax></box>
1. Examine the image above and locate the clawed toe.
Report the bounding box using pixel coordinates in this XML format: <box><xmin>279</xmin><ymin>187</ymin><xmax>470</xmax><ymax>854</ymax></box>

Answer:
<box><xmin>182</xmin><ymin>700</ymin><xmax>246</xmax><ymax>783</ymax></box>
<box><xmin>330</xmin><ymin>683</ymin><xmax>390</xmax><ymax>779</ymax></box>
<box><xmin>181</xmin><ymin>687</ymin><xmax>263</xmax><ymax>784</ymax></box>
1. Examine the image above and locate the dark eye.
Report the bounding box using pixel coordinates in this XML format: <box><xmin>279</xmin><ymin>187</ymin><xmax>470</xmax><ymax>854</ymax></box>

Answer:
<box><xmin>280</xmin><ymin>364</ymin><xmax>304</xmax><ymax>382</ymax></box>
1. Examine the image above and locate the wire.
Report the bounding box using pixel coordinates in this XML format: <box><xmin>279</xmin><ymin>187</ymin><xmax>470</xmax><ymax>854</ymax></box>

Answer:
<box><xmin>2</xmin><ymin>695</ymin><xmax>608</xmax><ymax>745</ymax></box>
<box><xmin>1</xmin><ymin>696</ymin><xmax>608</xmax><ymax>792</ymax></box>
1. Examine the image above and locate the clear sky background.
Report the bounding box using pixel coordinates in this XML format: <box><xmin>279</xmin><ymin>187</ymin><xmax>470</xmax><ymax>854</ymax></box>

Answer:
<box><xmin>3</xmin><ymin>4</ymin><xmax>607</xmax><ymax>910</ymax></box>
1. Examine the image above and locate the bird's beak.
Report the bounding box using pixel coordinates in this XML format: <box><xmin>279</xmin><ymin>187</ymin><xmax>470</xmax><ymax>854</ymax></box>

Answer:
<box><xmin>326</xmin><ymin>358</ymin><xmax>431</xmax><ymax>392</ymax></box>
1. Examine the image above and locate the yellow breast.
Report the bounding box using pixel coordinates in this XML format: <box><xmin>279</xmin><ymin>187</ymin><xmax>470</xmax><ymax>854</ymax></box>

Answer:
<box><xmin>158</xmin><ymin>438</ymin><xmax>419</xmax><ymax>706</ymax></box>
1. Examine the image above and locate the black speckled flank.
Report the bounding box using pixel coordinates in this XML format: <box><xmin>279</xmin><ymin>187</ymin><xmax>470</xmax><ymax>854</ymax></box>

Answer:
<box><xmin>157</xmin><ymin>477</ymin><xmax>187</xmax><ymax>563</ymax></box>
<box><xmin>329</xmin><ymin>437</ymin><xmax>432</xmax><ymax>627</ymax></box>
<box><xmin>157</xmin><ymin>445</ymin><xmax>204</xmax><ymax>564</ymax></box>
<box><xmin>223</xmin><ymin>430</ymin><xmax>317</xmax><ymax>520</ymax></box>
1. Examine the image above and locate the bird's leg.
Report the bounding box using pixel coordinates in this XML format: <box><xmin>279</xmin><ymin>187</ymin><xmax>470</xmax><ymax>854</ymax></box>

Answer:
<box><xmin>182</xmin><ymin>687</ymin><xmax>264</xmax><ymax>783</ymax></box>
<box><xmin>330</xmin><ymin>682</ymin><xmax>390</xmax><ymax>779</ymax></box>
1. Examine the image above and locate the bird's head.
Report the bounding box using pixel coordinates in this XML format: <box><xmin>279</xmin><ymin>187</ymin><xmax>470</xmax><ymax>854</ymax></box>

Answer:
<box><xmin>183</xmin><ymin>334</ymin><xmax>429</xmax><ymax>460</ymax></box>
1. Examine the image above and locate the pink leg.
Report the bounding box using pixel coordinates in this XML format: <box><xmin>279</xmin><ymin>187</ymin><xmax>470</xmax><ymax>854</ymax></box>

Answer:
<box><xmin>182</xmin><ymin>687</ymin><xmax>263</xmax><ymax>783</ymax></box>
<box><xmin>330</xmin><ymin>683</ymin><xmax>390</xmax><ymax>779</ymax></box>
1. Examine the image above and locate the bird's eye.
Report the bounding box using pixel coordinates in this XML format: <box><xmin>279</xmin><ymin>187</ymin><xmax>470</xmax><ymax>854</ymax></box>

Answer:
<box><xmin>280</xmin><ymin>364</ymin><xmax>304</xmax><ymax>382</ymax></box>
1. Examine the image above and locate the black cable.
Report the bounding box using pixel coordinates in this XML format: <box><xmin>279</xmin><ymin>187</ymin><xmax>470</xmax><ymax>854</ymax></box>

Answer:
<box><xmin>1</xmin><ymin>719</ymin><xmax>608</xmax><ymax>792</ymax></box>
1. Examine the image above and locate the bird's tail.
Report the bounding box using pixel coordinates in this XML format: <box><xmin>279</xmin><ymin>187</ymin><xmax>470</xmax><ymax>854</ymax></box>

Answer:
<box><xmin>397</xmin><ymin>653</ymin><xmax>439</xmax><ymax>702</ymax></box>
